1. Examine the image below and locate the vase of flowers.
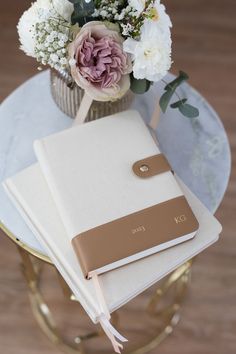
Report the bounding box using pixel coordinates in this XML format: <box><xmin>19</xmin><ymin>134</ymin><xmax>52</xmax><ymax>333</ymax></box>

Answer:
<box><xmin>17</xmin><ymin>0</ymin><xmax>199</xmax><ymax>120</ymax></box>
<box><xmin>50</xmin><ymin>68</ymin><xmax>134</xmax><ymax>120</ymax></box>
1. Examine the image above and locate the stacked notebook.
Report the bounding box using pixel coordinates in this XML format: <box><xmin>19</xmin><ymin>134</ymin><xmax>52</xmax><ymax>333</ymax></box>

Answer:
<box><xmin>3</xmin><ymin>110</ymin><xmax>222</xmax><ymax>351</ymax></box>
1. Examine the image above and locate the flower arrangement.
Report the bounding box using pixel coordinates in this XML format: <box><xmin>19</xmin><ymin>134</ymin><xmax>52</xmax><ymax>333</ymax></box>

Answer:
<box><xmin>17</xmin><ymin>0</ymin><xmax>199</xmax><ymax>117</ymax></box>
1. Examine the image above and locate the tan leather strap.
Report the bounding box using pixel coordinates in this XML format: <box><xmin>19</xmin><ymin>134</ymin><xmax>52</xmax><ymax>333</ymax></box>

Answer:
<box><xmin>132</xmin><ymin>154</ymin><xmax>172</xmax><ymax>178</ymax></box>
<box><xmin>72</xmin><ymin>195</ymin><xmax>199</xmax><ymax>277</ymax></box>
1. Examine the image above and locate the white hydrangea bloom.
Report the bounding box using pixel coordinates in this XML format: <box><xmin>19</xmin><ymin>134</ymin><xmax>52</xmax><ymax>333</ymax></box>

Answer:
<box><xmin>17</xmin><ymin>0</ymin><xmax>72</xmax><ymax>58</ymax></box>
<box><xmin>123</xmin><ymin>20</ymin><xmax>172</xmax><ymax>81</ymax></box>
<box><xmin>128</xmin><ymin>0</ymin><xmax>146</xmax><ymax>15</ymax></box>
<box><xmin>153</xmin><ymin>0</ymin><xmax>172</xmax><ymax>32</ymax></box>
<box><xmin>52</xmin><ymin>0</ymin><xmax>74</xmax><ymax>22</ymax></box>
<box><xmin>17</xmin><ymin>1</ymin><xmax>50</xmax><ymax>57</ymax></box>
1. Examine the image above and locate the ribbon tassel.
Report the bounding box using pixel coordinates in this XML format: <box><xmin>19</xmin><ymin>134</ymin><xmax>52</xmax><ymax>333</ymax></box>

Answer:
<box><xmin>99</xmin><ymin>315</ymin><xmax>125</xmax><ymax>354</ymax></box>
<box><xmin>90</xmin><ymin>272</ymin><xmax>128</xmax><ymax>352</ymax></box>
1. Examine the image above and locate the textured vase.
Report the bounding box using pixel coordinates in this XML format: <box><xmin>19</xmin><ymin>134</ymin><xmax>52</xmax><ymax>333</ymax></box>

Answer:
<box><xmin>50</xmin><ymin>69</ymin><xmax>134</xmax><ymax>121</ymax></box>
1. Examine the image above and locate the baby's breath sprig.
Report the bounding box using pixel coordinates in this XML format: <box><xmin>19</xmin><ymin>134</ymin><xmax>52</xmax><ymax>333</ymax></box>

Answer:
<box><xmin>124</xmin><ymin>0</ymin><xmax>156</xmax><ymax>38</ymax></box>
<box><xmin>34</xmin><ymin>16</ymin><xmax>72</xmax><ymax>71</ymax></box>
<box><xmin>92</xmin><ymin>0</ymin><xmax>128</xmax><ymax>21</ymax></box>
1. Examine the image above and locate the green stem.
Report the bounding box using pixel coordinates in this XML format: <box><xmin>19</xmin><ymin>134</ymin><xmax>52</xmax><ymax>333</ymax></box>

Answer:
<box><xmin>161</xmin><ymin>79</ymin><xmax>183</xmax><ymax>102</ymax></box>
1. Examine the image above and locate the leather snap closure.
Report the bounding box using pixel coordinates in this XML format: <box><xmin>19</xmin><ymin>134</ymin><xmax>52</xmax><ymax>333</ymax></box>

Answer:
<box><xmin>132</xmin><ymin>154</ymin><xmax>172</xmax><ymax>178</ymax></box>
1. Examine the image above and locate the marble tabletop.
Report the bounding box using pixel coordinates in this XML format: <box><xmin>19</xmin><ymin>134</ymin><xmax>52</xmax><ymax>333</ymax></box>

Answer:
<box><xmin>0</xmin><ymin>70</ymin><xmax>231</xmax><ymax>257</ymax></box>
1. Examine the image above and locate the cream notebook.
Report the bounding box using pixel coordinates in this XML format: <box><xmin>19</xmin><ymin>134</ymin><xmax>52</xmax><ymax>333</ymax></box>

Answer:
<box><xmin>3</xmin><ymin>110</ymin><xmax>222</xmax><ymax>352</ymax></box>
<box><xmin>33</xmin><ymin>110</ymin><xmax>199</xmax><ymax>278</ymax></box>
<box><xmin>3</xmin><ymin>164</ymin><xmax>221</xmax><ymax>323</ymax></box>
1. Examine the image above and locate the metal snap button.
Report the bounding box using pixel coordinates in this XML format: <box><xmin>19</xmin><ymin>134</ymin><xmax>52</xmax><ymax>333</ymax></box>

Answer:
<box><xmin>139</xmin><ymin>164</ymin><xmax>149</xmax><ymax>172</ymax></box>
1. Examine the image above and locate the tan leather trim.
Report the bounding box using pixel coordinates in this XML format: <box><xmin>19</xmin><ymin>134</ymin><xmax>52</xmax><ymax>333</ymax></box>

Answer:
<box><xmin>72</xmin><ymin>196</ymin><xmax>199</xmax><ymax>278</ymax></box>
<box><xmin>132</xmin><ymin>154</ymin><xmax>172</xmax><ymax>178</ymax></box>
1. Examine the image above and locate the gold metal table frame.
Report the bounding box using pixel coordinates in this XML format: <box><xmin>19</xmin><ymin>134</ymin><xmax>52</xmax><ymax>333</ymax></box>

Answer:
<box><xmin>1</xmin><ymin>220</ymin><xmax>192</xmax><ymax>354</ymax></box>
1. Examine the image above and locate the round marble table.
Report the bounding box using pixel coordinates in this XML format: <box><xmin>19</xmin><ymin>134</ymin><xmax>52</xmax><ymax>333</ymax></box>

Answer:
<box><xmin>0</xmin><ymin>70</ymin><xmax>231</xmax><ymax>259</ymax></box>
<box><xmin>0</xmin><ymin>70</ymin><xmax>231</xmax><ymax>354</ymax></box>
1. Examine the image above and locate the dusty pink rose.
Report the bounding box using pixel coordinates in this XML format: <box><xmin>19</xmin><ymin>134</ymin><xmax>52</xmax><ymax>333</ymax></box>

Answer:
<box><xmin>69</xmin><ymin>21</ymin><xmax>132</xmax><ymax>101</ymax></box>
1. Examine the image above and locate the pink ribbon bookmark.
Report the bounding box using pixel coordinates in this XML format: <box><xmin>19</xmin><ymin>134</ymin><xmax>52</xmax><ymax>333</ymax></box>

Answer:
<box><xmin>74</xmin><ymin>92</ymin><xmax>93</xmax><ymax>126</ymax></box>
<box><xmin>149</xmin><ymin>101</ymin><xmax>160</xmax><ymax>131</ymax></box>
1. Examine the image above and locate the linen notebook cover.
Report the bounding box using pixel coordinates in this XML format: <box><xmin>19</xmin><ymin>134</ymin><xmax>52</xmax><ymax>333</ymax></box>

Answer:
<box><xmin>33</xmin><ymin>110</ymin><xmax>199</xmax><ymax>279</ymax></box>
<box><xmin>3</xmin><ymin>164</ymin><xmax>222</xmax><ymax>324</ymax></box>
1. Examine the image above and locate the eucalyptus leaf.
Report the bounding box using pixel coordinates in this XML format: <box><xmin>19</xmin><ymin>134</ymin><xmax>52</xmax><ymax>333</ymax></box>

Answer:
<box><xmin>71</xmin><ymin>0</ymin><xmax>95</xmax><ymax>25</ymax></box>
<box><xmin>170</xmin><ymin>99</ymin><xmax>187</xmax><ymax>109</ymax></box>
<box><xmin>159</xmin><ymin>71</ymin><xmax>190</xmax><ymax>113</ymax></box>
<box><xmin>159</xmin><ymin>90</ymin><xmax>174</xmax><ymax>113</ymax></box>
<box><xmin>68</xmin><ymin>0</ymin><xmax>81</xmax><ymax>4</ymax></box>
<box><xmin>71</xmin><ymin>11</ymin><xmax>79</xmax><ymax>25</ymax></box>
<box><xmin>74</xmin><ymin>1</ymin><xmax>95</xmax><ymax>16</ymax></box>
<box><xmin>130</xmin><ymin>76</ymin><xmax>151</xmax><ymax>94</ymax></box>
<box><xmin>178</xmin><ymin>103</ymin><xmax>199</xmax><ymax>118</ymax></box>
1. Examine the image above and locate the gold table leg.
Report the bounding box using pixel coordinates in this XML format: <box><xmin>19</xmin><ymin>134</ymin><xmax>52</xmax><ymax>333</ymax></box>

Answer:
<box><xmin>18</xmin><ymin>246</ymin><xmax>86</xmax><ymax>354</ymax></box>
<box><xmin>17</xmin><ymin>245</ymin><xmax>192</xmax><ymax>354</ymax></box>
